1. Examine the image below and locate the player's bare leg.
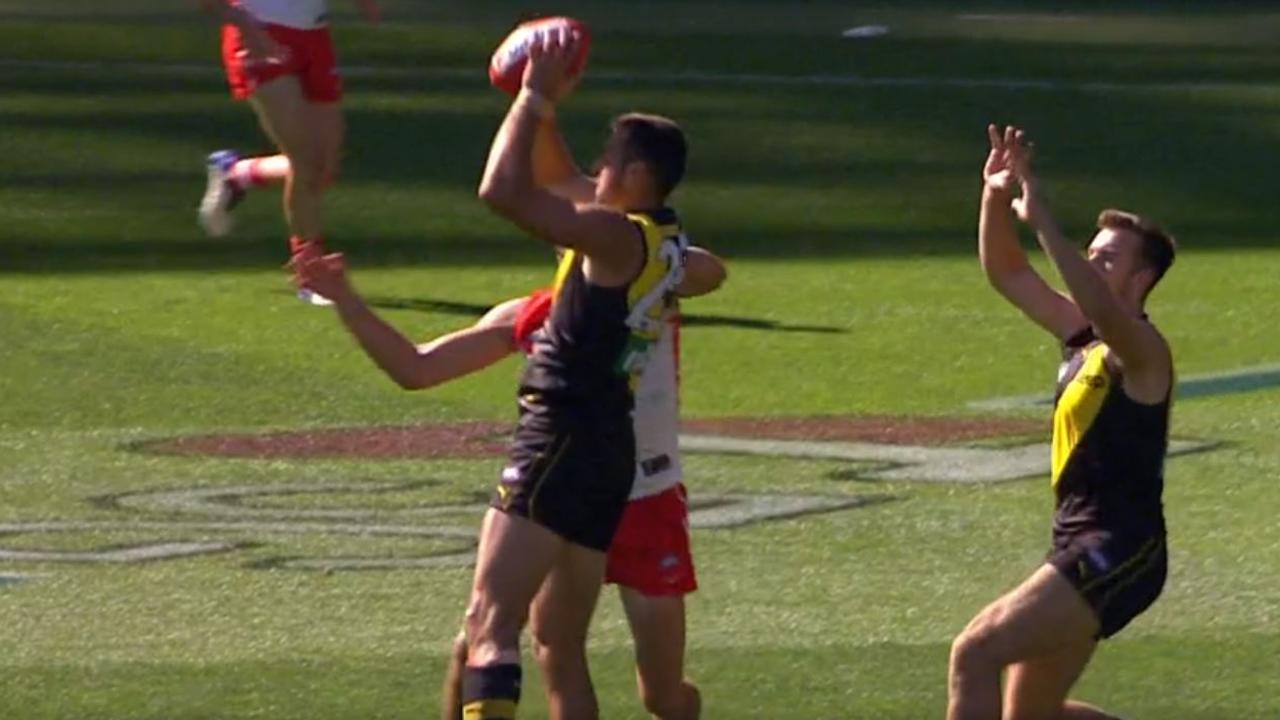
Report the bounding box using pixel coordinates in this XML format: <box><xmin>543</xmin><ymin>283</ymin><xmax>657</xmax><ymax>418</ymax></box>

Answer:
<box><xmin>948</xmin><ymin>564</ymin><xmax>1100</xmax><ymax>720</ymax></box>
<box><xmin>1061</xmin><ymin>701</ymin><xmax>1124</xmax><ymax>719</ymax></box>
<box><xmin>529</xmin><ymin>544</ymin><xmax>609</xmax><ymax>720</ymax></box>
<box><xmin>440</xmin><ymin>630</ymin><xmax>468</xmax><ymax>720</ymax></box>
<box><xmin>1003</xmin><ymin>641</ymin><xmax>1112</xmax><ymax>720</ymax></box>
<box><xmin>462</xmin><ymin>509</ymin><xmax>563</xmax><ymax>718</ymax></box>
<box><xmin>230</xmin><ymin>153</ymin><xmax>292</xmax><ymax>189</ymax></box>
<box><xmin>620</xmin><ymin>588</ymin><xmax>700</xmax><ymax>720</ymax></box>
<box><xmin>246</xmin><ymin>76</ymin><xmax>329</xmax><ymax>243</ymax></box>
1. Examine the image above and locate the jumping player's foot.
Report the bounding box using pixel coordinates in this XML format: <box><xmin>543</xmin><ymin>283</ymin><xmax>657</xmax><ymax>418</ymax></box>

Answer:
<box><xmin>290</xmin><ymin>236</ymin><xmax>335</xmax><ymax>306</ymax></box>
<box><xmin>198</xmin><ymin>150</ymin><xmax>245</xmax><ymax>238</ymax></box>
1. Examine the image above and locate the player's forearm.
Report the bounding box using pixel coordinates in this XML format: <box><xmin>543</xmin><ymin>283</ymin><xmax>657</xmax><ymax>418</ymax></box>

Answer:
<box><xmin>533</xmin><ymin>116</ymin><xmax>583</xmax><ymax>188</ymax></box>
<box><xmin>1033</xmin><ymin>213</ymin><xmax>1124</xmax><ymax>330</ymax></box>
<box><xmin>331</xmin><ymin>294</ymin><xmax>436</xmax><ymax>390</ymax></box>
<box><xmin>978</xmin><ymin>188</ymin><xmax>1031</xmax><ymax>284</ymax></box>
<box><xmin>478</xmin><ymin>91</ymin><xmax>546</xmax><ymax>215</ymax></box>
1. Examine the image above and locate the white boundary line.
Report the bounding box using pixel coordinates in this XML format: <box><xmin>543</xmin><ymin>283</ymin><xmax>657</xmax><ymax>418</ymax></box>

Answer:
<box><xmin>0</xmin><ymin>58</ymin><xmax>1274</xmax><ymax>94</ymax></box>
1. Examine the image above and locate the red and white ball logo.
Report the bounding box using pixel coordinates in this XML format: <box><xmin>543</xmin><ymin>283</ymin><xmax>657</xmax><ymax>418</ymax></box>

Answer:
<box><xmin>488</xmin><ymin>16</ymin><xmax>591</xmax><ymax>96</ymax></box>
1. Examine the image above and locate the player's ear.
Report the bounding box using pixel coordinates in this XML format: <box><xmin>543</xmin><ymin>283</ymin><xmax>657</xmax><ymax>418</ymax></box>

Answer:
<box><xmin>622</xmin><ymin>160</ymin><xmax>651</xmax><ymax>192</ymax></box>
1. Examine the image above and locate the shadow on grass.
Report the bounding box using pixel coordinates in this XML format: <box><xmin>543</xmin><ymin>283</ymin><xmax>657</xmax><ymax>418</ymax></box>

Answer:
<box><xmin>4</xmin><ymin>32</ymin><xmax>1280</xmax><ymax>274</ymax></box>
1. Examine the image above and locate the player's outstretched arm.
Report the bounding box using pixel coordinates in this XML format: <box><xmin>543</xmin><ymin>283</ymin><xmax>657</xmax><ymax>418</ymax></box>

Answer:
<box><xmin>675</xmin><ymin>246</ymin><xmax>727</xmax><ymax>298</ymax></box>
<box><xmin>979</xmin><ymin>124</ymin><xmax>1086</xmax><ymax>341</ymax></box>
<box><xmin>293</xmin><ymin>249</ymin><xmax>519</xmax><ymax>390</ymax></box>
<box><xmin>1009</xmin><ymin>133</ymin><xmax>1171</xmax><ymax>389</ymax></box>
<box><xmin>478</xmin><ymin>31</ymin><xmax>641</xmax><ymax>285</ymax></box>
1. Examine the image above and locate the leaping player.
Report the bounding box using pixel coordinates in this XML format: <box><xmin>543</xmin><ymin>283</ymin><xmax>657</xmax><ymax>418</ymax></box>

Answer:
<box><xmin>196</xmin><ymin>0</ymin><xmax>379</xmax><ymax>302</ymax></box>
<box><xmin>948</xmin><ymin>125</ymin><xmax>1177</xmax><ymax>720</ymax></box>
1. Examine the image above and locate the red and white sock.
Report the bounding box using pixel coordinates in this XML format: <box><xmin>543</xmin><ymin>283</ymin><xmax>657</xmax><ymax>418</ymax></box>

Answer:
<box><xmin>290</xmin><ymin>235</ymin><xmax>326</xmax><ymax>256</ymax></box>
<box><xmin>229</xmin><ymin>155</ymin><xmax>291</xmax><ymax>190</ymax></box>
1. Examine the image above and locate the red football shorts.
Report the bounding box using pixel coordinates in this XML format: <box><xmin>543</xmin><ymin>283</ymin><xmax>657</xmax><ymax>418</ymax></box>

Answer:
<box><xmin>221</xmin><ymin>23</ymin><xmax>343</xmax><ymax>102</ymax></box>
<box><xmin>606</xmin><ymin>484</ymin><xmax>697</xmax><ymax>596</ymax></box>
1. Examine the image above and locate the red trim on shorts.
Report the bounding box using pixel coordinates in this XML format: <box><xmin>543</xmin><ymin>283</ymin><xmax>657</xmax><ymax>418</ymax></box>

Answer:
<box><xmin>221</xmin><ymin>23</ymin><xmax>343</xmax><ymax>102</ymax></box>
<box><xmin>605</xmin><ymin>483</ymin><xmax>697</xmax><ymax>596</ymax></box>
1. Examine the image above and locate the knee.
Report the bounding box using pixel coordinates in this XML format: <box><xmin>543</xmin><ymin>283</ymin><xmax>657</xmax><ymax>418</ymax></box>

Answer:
<box><xmin>529</xmin><ymin>625</ymin><xmax>585</xmax><ymax>673</ymax></box>
<box><xmin>950</xmin><ymin>617</ymin><xmax>1000</xmax><ymax>676</ymax></box>
<box><xmin>288</xmin><ymin>155</ymin><xmax>328</xmax><ymax>192</ymax></box>
<box><xmin>320</xmin><ymin>157</ymin><xmax>340</xmax><ymax>189</ymax></box>
<box><xmin>464</xmin><ymin>595</ymin><xmax>523</xmax><ymax>659</ymax></box>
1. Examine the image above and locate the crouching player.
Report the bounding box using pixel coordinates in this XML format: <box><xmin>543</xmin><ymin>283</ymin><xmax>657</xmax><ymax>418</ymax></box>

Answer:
<box><xmin>948</xmin><ymin>125</ymin><xmax>1176</xmax><ymax>720</ymax></box>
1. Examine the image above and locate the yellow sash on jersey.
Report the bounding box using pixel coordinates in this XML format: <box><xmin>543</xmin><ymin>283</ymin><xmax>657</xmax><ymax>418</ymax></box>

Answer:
<box><xmin>1052</xmin><ymin>344</ymin><xmax>1111</xmax><ymax>489</ymax></box>
<box><xmin>547</xmin><ymin>211</ymin><xmax>687</xmax><ymax>385</ymax></box>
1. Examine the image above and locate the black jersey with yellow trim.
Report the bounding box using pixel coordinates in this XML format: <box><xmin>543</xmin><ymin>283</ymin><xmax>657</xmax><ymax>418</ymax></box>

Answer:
<box><xmin>518</xmin><ymin>207</ymin><xmax>689</xmax><ymax>415</ymax></box>
<box><xmin>1051</xmin><ymin>326</ymin><xmax>1171</xmax><ymax>539</ymax></box>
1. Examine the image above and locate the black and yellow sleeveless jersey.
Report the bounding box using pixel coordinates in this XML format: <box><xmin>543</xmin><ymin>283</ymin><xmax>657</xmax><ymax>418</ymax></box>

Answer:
<box><xmin>1051</xmin><ymin>328</ymin><xmax>1171</xmax><ymax>539</ymax></box>
<box><xmin>519</xmin><ymin>207</ymin><xmax>689</xmax><ymax>414</ymax></box>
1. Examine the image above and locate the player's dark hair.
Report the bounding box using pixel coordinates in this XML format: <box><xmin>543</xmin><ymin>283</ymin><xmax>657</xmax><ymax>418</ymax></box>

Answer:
<box><xmin>604</xmin><ymin>113</ymin><xmax>687</xmax><ymax>199</ymax></box>
<box><xmin>1097</xmin><ymin>209</ymin><xmax>1177</xmax><ymax>289</ymax></box>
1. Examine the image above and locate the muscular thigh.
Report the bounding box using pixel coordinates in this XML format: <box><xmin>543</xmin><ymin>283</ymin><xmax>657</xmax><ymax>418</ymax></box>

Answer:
<box><xmin>530</xmin><ymin>544</ymin><xmax>608</xmax><ymax>650</ymax></box>
<box><xmin>1003</xmin><ymin>641</ymin><xmax>1096</xmax><ymax>720</ymax></box>
<box><xmin>248</xmin><ymin>77</ymin><xmax>323</xmax><ymax>170</ymax></box>
<box><xmin>968</xmin><ymin>564</ymin><xmax>1100</xmax><ymax>665</ymax></box>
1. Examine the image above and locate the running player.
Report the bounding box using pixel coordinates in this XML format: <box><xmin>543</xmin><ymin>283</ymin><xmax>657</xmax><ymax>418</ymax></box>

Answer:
<box><xmin>947</xmin><ymin>125</ymin><xmax>1176</xmax><ymax>720</ymax></box>
<box><xmin>196</xmin><ymin>0</ymin><xmax>378</xmax><ymax>303</ymax></box>
<box><xmin>293</xmin><ymin>242</ymin><xmax>722</xmax><ymax>720</ymax></box>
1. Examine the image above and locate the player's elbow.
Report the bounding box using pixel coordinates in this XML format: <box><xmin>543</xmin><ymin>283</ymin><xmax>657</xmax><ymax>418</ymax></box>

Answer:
<box><xmin>392</xmin><ymin>367</ymin><xmax>440</xmax><ymax>391</ymax></box>
<box><xmin>393</xmin><ymin>375</ymin><xmax>428</xmax><ymax>391</ymax></box>
<box><xmin>679</xmin><ymin>249</ymin><xmax>728</xmax><ymax>298</ymax></box>
<box><xmin>478</xmin><ymin>177</ymin><xmax>520</xmax><ymax>215</ymax></box>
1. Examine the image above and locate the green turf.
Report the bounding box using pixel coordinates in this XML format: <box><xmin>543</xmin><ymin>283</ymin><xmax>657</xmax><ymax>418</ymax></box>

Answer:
<box><xmin>2</xmin><ymin>2</ymin><xmax>1279</xmax><ymax>718</ymax></box>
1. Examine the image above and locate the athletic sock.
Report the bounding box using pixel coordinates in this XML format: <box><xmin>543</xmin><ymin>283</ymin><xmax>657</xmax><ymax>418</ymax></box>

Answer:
<box><xmin>289</xmin><ymin>235</ymin><xmax>325</xmax><ymax>256</ymax></box>
<box><xmin>460</xmin><ymin>664</ymin><xmax>522</xmax><ymax>720</ymax></box>
<box><xmin>229</xmin><ymin>155</ymin><xmax>290</xmax><ymax>190</ymax></box>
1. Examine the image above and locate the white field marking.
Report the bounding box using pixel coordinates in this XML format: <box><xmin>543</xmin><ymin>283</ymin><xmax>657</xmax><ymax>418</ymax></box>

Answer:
<box><xmin>0</xmin><ymin>492</ymin><xmax>885</xmax><ymax>570</ymax></box>
<box><xmin>111</xmin><ymin>481</ymin><xmax>477</xmax><ymax>522</ymax></box>
<box><xmin>841</xmin><ymin>25</ymin><xmax>891</xmax><ymax>39</ymax></box>
<box><xmin>969</xmin><ymin>362</ymin><xmax>1280</xmax><ymax>411</ymax></box>
<box><xmin>0</xmin><ymin>58</ymin><xmax>1271</xmax><ymax>94</ymax></box>
<box><xmin>0</xmin><ymin>541</ymin><xmax>234</xmax><ymax>563</ymax></box>
<box><xmin>0</xmin><ymin>573</ymin><xmax>33</xmax><ymax>588</ymax></box>
<box><xmin>957</xmin><ymin>14</ymin><xmax>1084</xmax><ymax>23</ymax></box>
<box><xmin>679</xmin><ymin>436</ymin><xmax>1217</xmax><ymax>483</ymax></box>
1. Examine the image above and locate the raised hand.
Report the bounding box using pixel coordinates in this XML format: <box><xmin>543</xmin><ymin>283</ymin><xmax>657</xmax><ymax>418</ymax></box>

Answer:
<box><xmin>983</xmin><ymin>124</ymin><xmax>1019</xmax><ymax>198</ymax></box>
<box><xmin>293</xmin><ymin>246</ymin><xmax>354</xmax><ymax>304</ymax></box>
<box><xmin>1005</xmin><ymin>127</ymin><xmax>1049</xmax><ymax>228</ymax></box>
<box><xmin>522</xmin><ymin>24</ymin><xmax>583</xmax><ymax>103</ymax></box>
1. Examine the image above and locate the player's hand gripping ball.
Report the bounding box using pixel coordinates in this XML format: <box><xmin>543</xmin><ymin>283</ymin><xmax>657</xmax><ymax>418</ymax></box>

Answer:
<box><xmin>488</xmin><ymin>16</ymin><xmax>591</xmax><ymax>96</ymax></box>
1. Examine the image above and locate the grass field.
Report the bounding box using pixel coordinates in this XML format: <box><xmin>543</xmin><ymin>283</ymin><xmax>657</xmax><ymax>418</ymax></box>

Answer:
<box><xmin>2</xmin><ymin>2</ymin><xmax>1279</xmax><ymax>718</ymax></box>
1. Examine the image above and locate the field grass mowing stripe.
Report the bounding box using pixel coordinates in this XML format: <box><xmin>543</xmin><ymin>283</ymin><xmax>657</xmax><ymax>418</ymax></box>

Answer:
<box><xmin>5</xmin><ymin>58</ymin><xmax>1280</xmax><ymax>94</ymax></box>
